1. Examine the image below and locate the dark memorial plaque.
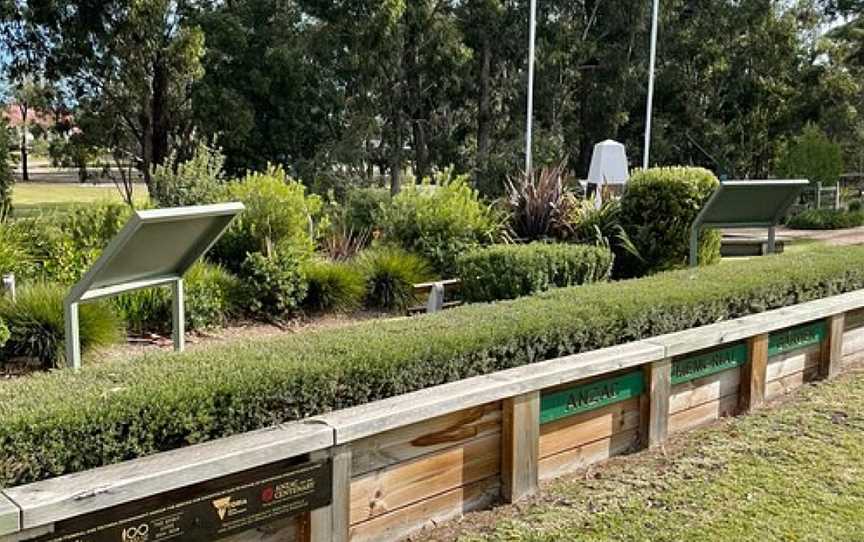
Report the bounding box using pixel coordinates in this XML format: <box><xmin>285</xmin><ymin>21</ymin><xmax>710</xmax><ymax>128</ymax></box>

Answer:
<box><xmin>33</xmin><ymin>458</ymin><xmax>331</xmax><ymax>542</ymax></box>
<box><xmin>540</xmin><ymin>371</ymin><xmax>644</xmax><ymax>424</ymax></box>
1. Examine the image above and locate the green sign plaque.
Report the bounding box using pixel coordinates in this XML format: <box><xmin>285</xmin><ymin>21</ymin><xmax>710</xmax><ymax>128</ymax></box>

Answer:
<box><xmin>769</xmin><ymin>321</ymin><xmax>826</xmax><ymax>357</ymax></box>
<box><xmin>671</xmin><ymin>343</ymin><xmax>747</xmax><ymax>385</ymax></box>
<box><xmin>540</xmin><ymin>371</ymin><xmax>644</xmax><ymax>425</ymax></box>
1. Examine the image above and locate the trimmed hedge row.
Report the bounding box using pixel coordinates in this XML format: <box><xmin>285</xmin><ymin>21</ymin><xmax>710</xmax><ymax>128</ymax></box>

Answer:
<box><xmin>457</xmin><ymin>243</ymin><xmax>613</xmax><ymax>302</ymax></box>
<box><xmin>3</xmin><ymin>246</ymin><xmax>864</xmax><ymax>486</ymax></box>
<box><xmin>787</xmin><ymin>209</ymin><xmax>864</xmax><ymax>230</ymax></box>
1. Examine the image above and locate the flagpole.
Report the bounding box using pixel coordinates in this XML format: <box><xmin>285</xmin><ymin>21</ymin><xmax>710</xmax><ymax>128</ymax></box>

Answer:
<box><xmin>525</xmin><ymin>0</ymin><xmax>537</xmax><ymax>174</ymax></box>
<box><xmin>643</xmin><ymin>0</ymin><xmax>659</xmax><ymax>169</ymax></box>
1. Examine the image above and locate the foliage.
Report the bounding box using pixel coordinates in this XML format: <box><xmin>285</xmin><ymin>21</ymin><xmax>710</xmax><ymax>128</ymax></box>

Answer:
<box><xmin>786</xmin><ymin>208</ymin><xmax>864</xmax><ymax>230</ymax></box>
<box><xmin>151</xmin><ymin>140</ymin><xmax>226</xmax><ymax>207</ymax></box>
<box><xmin>3</xmin><ymin>246</ymin><xmax>864</xmax><ymax>485</ymax></box>
<box><xmin>238</xmin><ymin>248</ymin><xmax>308</xmax><ymax>318</ymax></box>
<box><xmin>850</xmin><ymin>199</ymin><xmax>863</xmax><ymax>212</ymax></box>
<box><xmin>0</xmin><ymin>283</ymin><xmax>123</xmax><ymax>369</ymax></box>
<box><xmin>776</xmin><ymin>124</ymin><xmax>844</xmax><ymax>186</ymax></box>
<box><xmin>505</xmin><ymin>164</ymin><xmax>569</xmax><ymax>241</ymax></box>
<box><xmin>456</xmin><ymin>242</ymin><xmax>613</xmax><ymax>303</ymax></box>
<box><xmin>377</xmin><ymin>172</ymin><xmax>502</xmax><ymax>274</ymax></box>
<box><xmin>553</xmin><ymin>197</ymin><xmax>641</xmax><ymax>261</ymax></box>
<box><xmin>343</xmin><ymin>188</ymin><xmax>391</xmax><ymax>234</ymax></box>
<box><xmin>115</xmin><ymin>262</ymin><xmax>241</xmax><ymax>334</ymax></box>
<box><xmin>0</xmin><ymin>226</ymin><xmax>33</xmax><ymax>278</ymax></box>
<box><xmin>7</xmin><ymin>203</ymin><xmax>132</xmax><ymax>283</ymax></box>
<box><xmin>213</xmin><ymin>165</ymin><xmax>322</xmax><ymax>270</ymax></box>
<box><xmin>301</xmin><ymin>259</ymin><xmax>366</xmax><ymax>312</ymax></box>
<box><xmin>358</xmin><ymin>246</ymin><xmax>434</xmax><ymax>310</ymax></box>
<box><xmin>618</xmin><ymin>167</ymin><xmax>721</xmax><ymax>277</ymax></box>
<box><xmin>319</xmin><ymin>225</ymin><xmax>370</xmax><ymax>262</ymax></box>
<box><xmin>0</xmin><ymin>318</ymin><xmax>8</xmax><ymax>352</ymax></box>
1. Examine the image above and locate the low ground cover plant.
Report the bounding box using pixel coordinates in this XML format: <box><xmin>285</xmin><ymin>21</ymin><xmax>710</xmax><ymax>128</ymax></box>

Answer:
<box><xmin>302</xmin><ymin>259</ymin><xmax>366</xmax><ymax>312</ymax></box>
<box><xmin>457</xmin><ymin>242</ymin><xmax>613</xmax><ymax>302</ymax></box>
<box><xmin>787</xmin><ymin>208</ymin><xmax>864</xmax><ymax>230</ymax></box>
<box><xmin>1</xmin><ymin>246</ymin><xmax>863</xmax><ymax>486</ymax></box>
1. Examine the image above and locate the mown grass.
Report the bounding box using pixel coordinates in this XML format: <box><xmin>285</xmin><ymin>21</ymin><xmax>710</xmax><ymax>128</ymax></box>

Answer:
<box><xmin>457</xmin><ymin>370</ymin><xmax>864</xmax><ymax>541</ymax></box>
<box><xmin>10</xmin><ymin>182</ymin><xmax>148</xmax><ymax>217</ymax></box>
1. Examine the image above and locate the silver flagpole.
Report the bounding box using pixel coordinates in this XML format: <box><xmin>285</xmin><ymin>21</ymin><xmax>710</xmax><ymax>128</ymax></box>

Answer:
<box><xmin>643</xmin><ymin>0</ymin><xmax>659</xmax><ymax>169</ymax></box>
<box><xmin>525</xmin><ymin>0</ymin><xmax>537</xmax><ymax>174</ymax></box>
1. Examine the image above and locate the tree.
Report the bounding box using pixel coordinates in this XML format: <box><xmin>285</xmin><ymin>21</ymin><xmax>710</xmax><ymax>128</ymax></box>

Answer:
<box><xmin>776</xmin><ymin>123</ymin><xmax>843</xmax><ymax>186</ymax></box>
<box><xmin>10</xmin><ymin>76</ymin><xmax>51</xmax><ymax>181</ymax></box>
<box><xmin>0</xmin><ymin>114</ymin><xmax>13</xmax><ymax>220</ymax></box>
<box><xmin>25</xmin><ymin>0</ymin><xmax>205</xmax><ymax>192</ymax></box>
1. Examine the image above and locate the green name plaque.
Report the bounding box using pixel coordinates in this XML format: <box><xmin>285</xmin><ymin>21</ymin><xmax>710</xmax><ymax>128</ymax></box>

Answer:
<box><xmin>540</xmin><ymin>371</ymin><xmax>644</xmax><ymax>425</ymax></box>
<box><xmin>671</xmin><ymin>343</ymin><xmax>747</xmax><ymax>385</ymax></box>
<box><xmin>769</xmin><ymin>321</ymin><xmax>826</xmax><ymax>357</ymax></box>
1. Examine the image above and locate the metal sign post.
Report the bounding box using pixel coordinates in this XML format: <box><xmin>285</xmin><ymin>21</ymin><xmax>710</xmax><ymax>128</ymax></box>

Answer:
<box><xmin>64</xmin><ymin>203</ymin><xmax>244</xmax><ymax>370</ymax></box>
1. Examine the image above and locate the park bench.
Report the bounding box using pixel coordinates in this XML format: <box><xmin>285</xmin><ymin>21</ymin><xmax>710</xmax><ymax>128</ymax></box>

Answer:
<box><xmin>407</xmin><ymin>278</ymin><xmax>462</xmax><ymax>315</ymax></box>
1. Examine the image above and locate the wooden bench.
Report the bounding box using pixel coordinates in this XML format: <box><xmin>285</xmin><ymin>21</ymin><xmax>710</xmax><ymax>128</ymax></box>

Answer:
<box><xmin>407</xmin><ymin>279</ymin><xmax>462</xmax><ymax>315</ymax></box>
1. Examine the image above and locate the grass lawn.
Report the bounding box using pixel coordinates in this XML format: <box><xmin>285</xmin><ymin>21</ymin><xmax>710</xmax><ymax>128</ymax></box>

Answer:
<box><xmin>436</xmin><ymin>368</ymin><xmax>864</xmax><ymax>541</ymax></box>
<box><xmin>10</xmin><ymin>182</ymin><xmax>149</xmax><ymax>217</ymax></box>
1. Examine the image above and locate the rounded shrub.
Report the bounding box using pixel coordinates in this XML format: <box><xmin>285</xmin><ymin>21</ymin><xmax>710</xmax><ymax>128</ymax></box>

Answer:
<box><xmin>239</xmin><ymin>247</ymin><xmax>308</xmax><ymax>318</ymax></box>
<box><xmin>618</xmin><ymin>167</ymin><xmax>720</xmax><ymax>277</ymax></box>
<box><xmin>343</xmin><ymin>187</ymin><xmax>391</xmax><ymax>234</ymax></box>
<box><xmin>457</xmin><ymin>242</ymin><xmax>614</xmax><ymax>303</ymax></box>
<box><xmin>0</xmin><ymin>283</ymin><xmax>123</xmax><ymax>368</ymax></box>
<box><xmin>376</xmin><ymin>172</ymin><xmax>501</xmax><ymax>275</ymax></box>
<box><xmin>359</xmin><ymin>246</ymin><xmax>434</xmax><ymax>311</ymax></box>
<box><xmin>786</xmin><ymin>209</ymin><xmax>864</xmax><ymax>230</ymax></box>
<box><xmin>302</xmin><ymin>259</ymin><xmax>366</xmax><ymax>312</ymax></box>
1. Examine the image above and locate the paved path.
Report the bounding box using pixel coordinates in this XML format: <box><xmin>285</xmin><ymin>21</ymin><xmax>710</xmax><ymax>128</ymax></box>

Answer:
<box><xmin>724</xmin><ymin>226</ymin><xmax>864</xmax><ymax>247</ymax></box>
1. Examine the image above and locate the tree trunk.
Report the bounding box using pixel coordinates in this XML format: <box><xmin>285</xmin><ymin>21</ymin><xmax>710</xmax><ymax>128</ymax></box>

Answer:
<box><xmin>20</xmin><ymin>132</ymin><xmax>28</xmax><ymax>182</ymax></box>
<box><xmin>150</xmin><ymin>59</ymin><xmax>170</xmax><ymax>173</ymax></box>
<box><xmin>19</xmin><ymin>104</ymin><xmax>29</xmax><ymax>182</ymax></box>
<box><xmin>390</xmin><ymin>113</ymin><xmax>404</xmax><ymax>196</ymax></box>
<box><xmin>477</xmin><ymin>34</ymin><xmax>492</xmax><ymax>178</ymax></box>
<box><xmin>405</xmin><ymin>17</ymin><xmax>429</xmax><ymax>181</ymax></box>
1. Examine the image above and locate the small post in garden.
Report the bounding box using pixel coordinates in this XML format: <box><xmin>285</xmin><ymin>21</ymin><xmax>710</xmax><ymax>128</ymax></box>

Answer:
<box><xmin>1</xmin><ymin>272</ymin><xmax>14</xmax><ymax>302</ymax></box>
<box><xmin>172</xmin><ymin>278</ymin><xmax>185</xmax><ymax>353</ymax></box>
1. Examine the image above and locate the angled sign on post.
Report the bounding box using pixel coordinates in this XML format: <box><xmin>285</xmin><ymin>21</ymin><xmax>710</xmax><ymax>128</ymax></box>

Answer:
<box><xmin>690</xmin><ymin>180</ymin><xmax>808</xmax><ymax>267</ymax></box>
<box><xmin>65</xmin><ymin>203</ymin><xmax>244</xmax><ymax>370</ymax></box>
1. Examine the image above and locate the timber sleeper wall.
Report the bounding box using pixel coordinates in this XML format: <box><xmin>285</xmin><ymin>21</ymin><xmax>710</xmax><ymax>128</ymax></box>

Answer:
<box><xmin>4</xmin><ymin>290</ymin><xmax>864</xmax><ymax>542</ymax></box>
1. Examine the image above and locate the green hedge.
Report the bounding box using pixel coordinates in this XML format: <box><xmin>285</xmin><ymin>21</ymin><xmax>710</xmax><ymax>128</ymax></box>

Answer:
<box><xmin>457</xmin><ymin>243</ymin><xmax>613</xmax><ymax>302</ymax></box>
<box><xmin>3</xmin><ymin>246</ymin><xmax>864</xmax><ymax>486</ymax></box>
<box><xmin>787</xmin><ymin>209</ymin><xmax>864</xmax><ymax>230</ymax></box>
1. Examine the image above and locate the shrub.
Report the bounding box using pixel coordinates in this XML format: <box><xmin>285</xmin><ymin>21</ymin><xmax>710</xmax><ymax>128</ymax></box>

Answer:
<box><xmin>0</xmin><ymin>317</ymin><xmax>8</xmax><ymax>351</ymax></box>
<box><xmin>0</xmin><ymin>283</ymin><xmax>123</xmax><ymax>368</ymax></box>
<box><xmin>377</xmin><ymin>172</ymin><xmax>502</xmax><ymax>275</ymax></box>
<box><xmin>359</xmin><ymin>246</ymin><xmax>434</xmax><ymax>310</ymax></box>
<box><xmin>302</xmin><ymin>259</ymin><xmax>366</xmax><ymax>312</ymax></box>
<box><xmin>457</xmin><ymin>242</ymin><xmax>613</xmax><ymax>302</ymax></box>
<box><xmin>786</xmin><ymin>209</ymin><xmax>864</xmax><ymax>230</ymax></box>
<box><xmin>505</xmin><ymin>163</ymin><xmax>570</xmax><ymax>241</ymax></box>
<box><xmin>8</xmin><ymin>203</ymin><xmax>133</xmax><ymax>283</ymax></box>
<box><xmin>0</xmin><ymin>226</ymin><xmax>32</xmax><ymax>277</ymax></box>
<box><xmin>553</xmin><ymin>198</ymin><xmax>640</xmax><ymax>260</ymax></box>
<box><xmin>775</xmin><ymin>123</ymin><xmax>843</xmax><ymax>187</ymax></box>
<box><xmin>343</xmin><ymin>187</ymin><xmax>390</xmax><ymax>234</ymax></box>
<box><xmin>151</xmin><ymin>140</ymin><xmax>225</xmax><ymax>207</ymax></box>
<box><xmin>849</xmin><ymin>200</ymin><xmax>862</xmax><ymax>213</ymax></box>
<box><xmin>212</xmin><ymin>165</ymin><xmax>322</xmax><ymax>271</ymax></box>
<box><xmin>618</xmin><ymin>167</ymin><xmax>720</xmax><ymax>277</ymax></box>
<box><xmin>239</xmin><ymin>248</ymin><xmax>307</xmax><ymax>318</ymax></box>
<box><xmin>4</xmin><ymin>246</ymin><xmax>864</xmax><ymax>485</ymax></box>
<box><xmin>0</xmin><ymin>115</ymin><xmax>13</xmax><ymax>221</ymax></box>
<box><xmin>115</xmin><ymin>262</ymin><xmax>242</xmax><ymax>334</ymax></box>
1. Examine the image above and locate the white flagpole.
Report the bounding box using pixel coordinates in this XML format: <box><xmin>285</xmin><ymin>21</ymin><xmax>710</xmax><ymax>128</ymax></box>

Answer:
<box><xmin>643</xmin><ymin>0</ymin><xmax>660</xmax><ymax>169</ymax></box>
<box><xmin>525</xmin><ymin>0</ymin><xmax>537</xmax><ymax>174</ymax></box>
